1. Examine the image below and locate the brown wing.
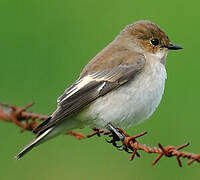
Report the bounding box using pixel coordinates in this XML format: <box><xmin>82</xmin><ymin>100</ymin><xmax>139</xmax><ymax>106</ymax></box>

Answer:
<box><xmin>37</xmin><ymin>56</ymin><xmax>146</xmax><ymax>134</ymax></box>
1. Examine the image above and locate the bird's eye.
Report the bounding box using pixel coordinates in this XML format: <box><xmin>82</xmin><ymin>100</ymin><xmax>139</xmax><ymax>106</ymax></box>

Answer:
<box><xmin>150</xmin><ymin>38</ymin><xmax>159</xmax><ymax>46</ymax></box>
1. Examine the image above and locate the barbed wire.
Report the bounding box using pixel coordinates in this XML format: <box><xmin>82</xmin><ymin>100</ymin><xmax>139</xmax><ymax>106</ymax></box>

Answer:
<box><xmin>0</xmin><ymin>102</ymin><xmax>199</xmax><ymax>166</ymax></box>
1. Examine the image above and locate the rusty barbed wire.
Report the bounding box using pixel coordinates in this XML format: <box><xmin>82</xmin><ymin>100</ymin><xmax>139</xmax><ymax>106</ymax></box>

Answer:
<box><xmin>0</xmin><ymin>102</ymin><xmax>199</xmax><ymax>166</ymax></box>
<box><xmin>0</xmin><ymin>102</ymin><xmax>47</xmax><ymax>132</ymax></box>
<box><xmin>0</xmin><ymin>102</ymin><xmax>86</xmax><ymax>139</ymax></box>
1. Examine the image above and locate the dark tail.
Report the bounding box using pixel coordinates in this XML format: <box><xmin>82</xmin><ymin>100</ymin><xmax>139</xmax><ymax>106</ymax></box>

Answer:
<box><xmin>32</xmin><ymin>116</ymin><xmax>51</xmax><ymax>134</ymax></box>
<box><xmin>15</xmin><ymin>127</ymin><xmax>53</xmax><ymax>160</ymax></box>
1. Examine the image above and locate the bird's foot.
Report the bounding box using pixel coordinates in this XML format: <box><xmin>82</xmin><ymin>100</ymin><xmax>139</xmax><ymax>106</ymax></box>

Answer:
<box><xmin>106</xmin><ymin>123</ymin><xmax>130</xmax><ymax>152</ymax></box>
<box><xmin>106</xmin><ymin>123</ymin><xmax>147</xmax><ymax>157</ymax></box>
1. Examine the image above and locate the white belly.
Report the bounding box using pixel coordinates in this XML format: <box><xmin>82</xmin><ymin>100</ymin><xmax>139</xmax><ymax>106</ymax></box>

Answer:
<box><xmin>77</xmin><ymin>61</ymin><xmax>167</xmax><ymax>129</ymax></box>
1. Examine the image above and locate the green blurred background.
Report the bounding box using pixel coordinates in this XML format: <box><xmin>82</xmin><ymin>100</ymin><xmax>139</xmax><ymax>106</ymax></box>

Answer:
<box><xmin>0</xmin><ymin>0</ymin><xmax>199</xmax><ymax>179</ymax></box>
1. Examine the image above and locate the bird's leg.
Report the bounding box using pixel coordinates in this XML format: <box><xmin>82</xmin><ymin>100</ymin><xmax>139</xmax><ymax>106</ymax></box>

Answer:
<box><xmin>106</xmin><ymin>123</ymin><xmax>125</xmax><ymax>141</ymax></box>
<box><xmin>106</xmin><ymin>123</ymin><xmax>132</xmax><ymax>152</ymax></box>
<box><xmin>106</xmin><ymin>123</ymin><xmax>147</xmax><ymax>156</ymax></box>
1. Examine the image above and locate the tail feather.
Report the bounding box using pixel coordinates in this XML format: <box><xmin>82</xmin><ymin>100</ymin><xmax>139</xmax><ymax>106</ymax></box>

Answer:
<box><xmin>15</xmin><ymin>127</ymin><xmax>53</xmax><ymax>160</ymax></box>
<box><xmin>32</xmin><ymin>117</ymin><xmax>52</xmax><ymax>134</ymax></box>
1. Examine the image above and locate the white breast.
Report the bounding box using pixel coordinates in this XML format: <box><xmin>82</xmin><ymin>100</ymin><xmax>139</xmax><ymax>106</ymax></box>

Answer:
<box><xmin>78</xmin><ymin>61</ymin><xmax>167</xmax><ymax>129</ymax></box>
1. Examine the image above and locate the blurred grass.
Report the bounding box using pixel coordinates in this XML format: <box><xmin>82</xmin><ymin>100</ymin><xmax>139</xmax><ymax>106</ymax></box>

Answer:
<box><xmin>0</xmin><ymin>0</ymin><xmax>200</xmax><ymax>179</ymax></box>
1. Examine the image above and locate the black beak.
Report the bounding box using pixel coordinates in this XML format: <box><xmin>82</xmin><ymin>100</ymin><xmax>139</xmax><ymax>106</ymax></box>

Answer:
<box><xmin>166</xmin><ymin>43</ymin><xmax>183</xmax><ymax>50</ymax></box>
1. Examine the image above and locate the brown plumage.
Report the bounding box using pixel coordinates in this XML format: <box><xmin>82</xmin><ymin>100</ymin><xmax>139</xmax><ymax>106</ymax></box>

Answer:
<box><xmin>121</xmin><ymin>20</ymin><xmax>171</xmax><ymax>53</ymax></box>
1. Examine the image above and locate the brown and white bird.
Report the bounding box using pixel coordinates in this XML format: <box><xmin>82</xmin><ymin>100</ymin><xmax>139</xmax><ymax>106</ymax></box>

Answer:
<box><xmin>16</xmin><ymin>20</ymin><xmax>182</xmax><ymax>159</ymax></box>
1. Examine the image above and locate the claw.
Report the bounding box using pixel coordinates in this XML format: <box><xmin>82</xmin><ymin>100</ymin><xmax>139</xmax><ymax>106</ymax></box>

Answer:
<box><xmin>105</xmin><ymin>138</ymin><xmax>113</xmax><ymax>144</ymax></box>
<box><xmin>123</xmin><ymin>146</ymin><xmax>132</xmax><ymax>153</ymax></box>
<box><xmin>114</xmin><ymin>143</ymin><xmax>123</xmax><ymax>148</ymax></box>
<box><xmin>115</xmin><ymin>145</ymin><xmax>132</xmax><ymax>153</ymax></box>
<box><xmin>105</xmin><ymin>138</ymin><xmax>122</xmax><ymax>148</ymax></box>
<box><xmin>112</xmin><ymin>141</ymin><xmax>118</xmax><ymax>147</ymax></box>
<box><xmin>116</xmin><ymin>146</ymin><xmax>124</xmax><ymax>151</ymax></box>
<box><xmin>106</xmin><ymin>123</ymin><xmax>138</xmax><ymax>155</ymax></box>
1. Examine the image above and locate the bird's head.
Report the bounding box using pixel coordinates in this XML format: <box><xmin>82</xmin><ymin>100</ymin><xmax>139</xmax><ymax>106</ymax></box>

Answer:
<box><xmin>119</xmin><ymin>20</ymin><xmax>183</xmax><ymax>63</ymax></box>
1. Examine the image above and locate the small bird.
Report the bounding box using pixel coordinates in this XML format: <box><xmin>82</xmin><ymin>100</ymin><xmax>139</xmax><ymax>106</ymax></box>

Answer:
<box><xmin>16</xmin><ymin>20</ymin><xmax>182</xmax><ymax>159</ymax></box>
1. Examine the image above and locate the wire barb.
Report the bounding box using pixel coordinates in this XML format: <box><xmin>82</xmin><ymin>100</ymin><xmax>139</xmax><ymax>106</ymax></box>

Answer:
<box><xmin>0</xmin><ymin>102</ymin><xmax>200</xmax><ymax>166</ymax></box>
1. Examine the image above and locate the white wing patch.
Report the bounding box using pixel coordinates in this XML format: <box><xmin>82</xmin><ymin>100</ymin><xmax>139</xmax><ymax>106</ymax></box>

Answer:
<box><xmin>57</xmin><ymin>64</ymin><xmax>145</xmax><ymax>104</ymax></box>
<box><xmin>57</xmin><ymin>71</ymin><xmax>119</xmax><ymax>104</ymax></box>
<box><xmin>97</xmin><ymin>82</ymin><xmax>106</xmax><ymax>92</ymax></box>
<box><xmin>57</xmin><ymin>75</ymin><xmax>100</xmax><ymax>103</ymax></box>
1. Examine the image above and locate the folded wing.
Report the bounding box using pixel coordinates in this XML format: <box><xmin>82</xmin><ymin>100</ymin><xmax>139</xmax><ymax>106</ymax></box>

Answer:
<box><xmin>36</xmin><ymin>56</ymin><xmax>146</xmax><ymax>134</ymax></box>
